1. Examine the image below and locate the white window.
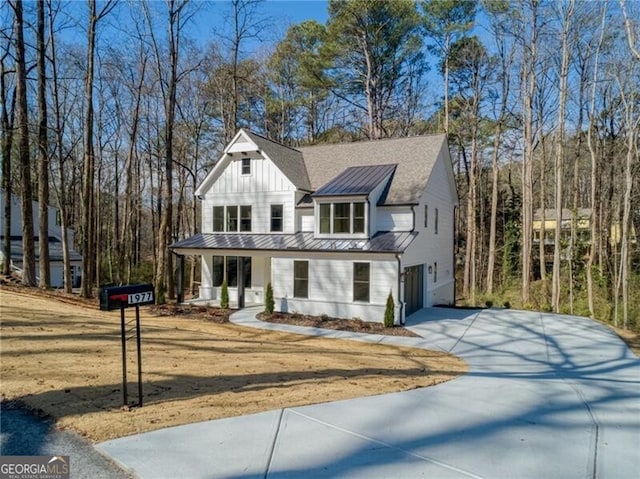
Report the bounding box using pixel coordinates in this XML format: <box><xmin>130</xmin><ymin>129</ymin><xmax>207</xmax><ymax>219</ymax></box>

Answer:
<box><xmin>317</xmin><ymin>202</ymin><xmax>367</xmax><ymax>235</ymax></box>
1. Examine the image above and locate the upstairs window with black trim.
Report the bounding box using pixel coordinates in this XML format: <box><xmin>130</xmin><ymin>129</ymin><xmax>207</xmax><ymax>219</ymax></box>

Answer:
<box><xmin>213</xmin><ymin>206</ymin><xmax>224</xmax><ymax>232</ymax></box>
<box><xmin>353</xmin><ymin>262</ymin><xmax>370</xmax><ymax>302</ymax></box>
<box><xmin>293</xmin><ymin>261</ymin><xmax>309</xmax><ymax>298</ymax></box>
<box><xmin>240</xmin><ymin>205</ymin><xmax>252</xmax><ymax>232</ymax></box>
<box><xmin>227</xmin><ymin>206</ymin><xmax>238</xmax><ymax>232</ymax></box>
<box><xmin>271</xmin><ymin>204</ymin><xmax>283</xmax><ymax>232</ymax></box>
<box><xmin>241</xmin><ymin>158</ymin><xmax>251</xmax><ymax>175</ymax></box>
<box><xmin>435</xmin><ymin>208</ymin><xmax>439</xmax><ymax>234</ymax></box>
<box><xmin>424</xmin><ymin>204</ymin><xmax>428</xmax><ymax>228</ymax></box>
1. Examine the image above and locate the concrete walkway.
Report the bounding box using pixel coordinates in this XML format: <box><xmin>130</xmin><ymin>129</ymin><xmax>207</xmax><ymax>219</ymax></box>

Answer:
<box><xmin>97</xmin><ymin>307</ymin><xmax>640</xmax><ymax>478</ymax></box>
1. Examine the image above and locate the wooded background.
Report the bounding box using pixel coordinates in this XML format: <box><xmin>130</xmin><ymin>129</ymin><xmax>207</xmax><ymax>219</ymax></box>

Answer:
<box><xmin>1</xmin><ymin>0</ymin><xmax>638</xmax><ymax>329</ymax></box>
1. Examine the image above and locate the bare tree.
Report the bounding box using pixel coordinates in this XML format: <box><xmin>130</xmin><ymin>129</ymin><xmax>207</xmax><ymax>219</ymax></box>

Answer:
<box><xmin>80</xmin><ymin>0</ymin><xmax>115</xmax><ymax>297</ymax></box>
<box><xmin>519</xmin><ymin>0</ymin><xmax>539</xmax><ymax>305</ymax></box>
<box><xmin>484</xmin><ymin>0</ymin><xmax>516</xmax><ymax>294</ymax></box>
<box><xmin>37</xmin><ymin>0</ymin><xmax>51</xmax><ymax>288</ymax></box>
<box><xmin>551</xmin><ymin>0</ymin><xmax>574</xmax><ymax>312</ymax></box>
<box><xmin>144</xmin><ymin>0</ymin><xmax>195</xmax><ymax>301</ymax></box>
<box><xmin>10</xmin><ymin>0</ymin><xmax>36</xmax><ymax>286</ymax></box>
<box><xmin>585</xmin><ymin>4</ymin><xmax>607</xmax><ymax>319</ymax></box>
<box><xmin>1</xmin><ymin>24</ymin><xmax>16</xmax><ymax>276</ymax></box>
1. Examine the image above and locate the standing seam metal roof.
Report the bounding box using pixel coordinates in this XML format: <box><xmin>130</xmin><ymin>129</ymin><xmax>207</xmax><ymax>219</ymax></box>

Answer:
<box><xmin>312</xmin><ymin>164</ymin><xmax>397</xmax><ymax>197</ymax></box>
<box><xmin>170</xmin><ymin>231</ymin><xmax>417</xmax><ymax>254</ymax></box>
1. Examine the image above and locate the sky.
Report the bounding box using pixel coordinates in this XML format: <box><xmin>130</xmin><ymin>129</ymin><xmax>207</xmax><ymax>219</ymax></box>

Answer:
<box><xmin>47</xmin><ymin>0</ymin><xmax>330</xmax><ymax>57</ymax></box>
<box><xmin>191</xmin><ymin>0</ymin><xmax>330</xmax><ymax>52</ymax></box>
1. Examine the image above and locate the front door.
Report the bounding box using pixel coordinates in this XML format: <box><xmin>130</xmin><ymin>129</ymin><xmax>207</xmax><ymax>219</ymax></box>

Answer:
<box><xmin>404</xmin><ymin>264</ymin><xmax>424</xmax><ymax>316</ymax></box>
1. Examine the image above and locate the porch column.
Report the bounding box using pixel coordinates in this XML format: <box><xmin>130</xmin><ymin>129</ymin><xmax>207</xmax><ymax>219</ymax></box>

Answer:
<box><xmin>175</xmin><ymin>253</ymin><xmax>185</xmax><ymax>303</ymax></box>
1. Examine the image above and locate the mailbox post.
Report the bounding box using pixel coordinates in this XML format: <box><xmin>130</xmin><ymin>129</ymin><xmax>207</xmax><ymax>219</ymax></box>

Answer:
<box><xmin>99</xmin><ymin>284</ymin><xmax>154</xmax><ymax>407</ymax></box>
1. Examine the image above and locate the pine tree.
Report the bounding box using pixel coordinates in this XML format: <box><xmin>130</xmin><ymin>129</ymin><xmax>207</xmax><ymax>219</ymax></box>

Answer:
<box><xmin>384</xmin><ymin>291</ymin><xmax>395</xmax><ymax>328</ymax></box>
<box><xmin>265</xmin><ymin>282</ymin><xmax>274</xmax><ymax>315</ymax></box>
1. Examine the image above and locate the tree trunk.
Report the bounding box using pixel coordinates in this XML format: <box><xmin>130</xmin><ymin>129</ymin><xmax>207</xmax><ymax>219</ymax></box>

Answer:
<box><xmin>520</xmin><ymin>1</ymin><xmax>537</xmax><ymax>305</ymax></box>
<box><xmin>13</xmin><ymin>0</ymin><xmax>36</xmax><ymax>286</ymax></box>
<box><xmin>37</xmin><ymin>0</ymin><xmax>51</xmax><ymax>288</ymax></box>
<box><xmin>48</xmin><ymin>0</ymin><xmax>73</xmax><ymax>293</ymax></box>
<box><xmin>1</xmin><ymin>54</ymin><xmax>16</xmax><ymax>276</ymax></box>
<box><xmin>80</xmin><ymin>0</ymin><xmax>98</xmax><ymax>297</ymax></box>
<box><xmin>586</xmin><ymin>4</ymin><xmax>607</xmax><ymax>318</ymax></box>
<box><xmin>552</xmin><ymin>0</ymin><xmax>573</xmax><ymax>313</ymax></box>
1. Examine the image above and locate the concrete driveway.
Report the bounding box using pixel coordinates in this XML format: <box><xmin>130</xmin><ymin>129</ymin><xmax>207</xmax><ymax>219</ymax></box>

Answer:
<box><xmin>97</xmin><ymin>307</ymin><xmax>640</xmax><ymax>478</ymax></box>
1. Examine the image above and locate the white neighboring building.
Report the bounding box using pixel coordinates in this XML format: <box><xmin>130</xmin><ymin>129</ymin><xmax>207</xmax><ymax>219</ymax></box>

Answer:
<box><xmin>0</xmin><ymin>190</ymin><xmax>82</xmax><ymax>287</ymax></box>
<box><xmin>171</xmin><ymin>129</ymin><xmax>458</xmax><ymax>324</ymax></box>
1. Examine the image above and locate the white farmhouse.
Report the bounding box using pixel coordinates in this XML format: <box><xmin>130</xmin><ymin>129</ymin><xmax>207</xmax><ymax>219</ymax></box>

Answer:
<box><xmin>171</xmin><ymin>129</ymin><xmax>458</xmax><ymax>324</ymax></box>
<box><xmin>0</xmin><ymin>190</ymin><xmax>82</xmax><ymax>288</ymax></box>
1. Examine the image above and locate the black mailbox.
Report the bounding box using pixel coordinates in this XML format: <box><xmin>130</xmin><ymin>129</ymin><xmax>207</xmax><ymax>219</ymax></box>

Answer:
<box><xmin>99</xmin><ymin>284</ymin><xmax>155</xmax><ymax>311</ymax></box>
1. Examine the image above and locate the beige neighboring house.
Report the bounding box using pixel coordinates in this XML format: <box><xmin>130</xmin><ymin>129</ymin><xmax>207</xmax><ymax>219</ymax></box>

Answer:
<box><xmin>171</xmin><ymin>129</ymin><xmax>458</xmax><ymax>324</ymax></box>
<box><xmin>0</xmin><ymin>190</ymin><xmax>82</xmax><ymax>287</ymax></box>
<box><xmin>533</xmin><ymin>208</ymin><xmax>637</xmax><ymax>263</ymax></box>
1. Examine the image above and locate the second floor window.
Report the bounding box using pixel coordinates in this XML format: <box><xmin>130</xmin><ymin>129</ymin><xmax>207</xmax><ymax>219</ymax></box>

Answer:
<box><xmin>334</xmin><ymin>203</ymin><xmax>350</xmax><ymax>233</ymax></box>
<box><xmin>227</xmin><ymin>206</ymin><xmax>238</xmax><ymax>231</ymax></box>
<box><xmin>317</xmin><ymin>202</ymin><xmax>366</xmax><ymax>235</ymax></box>
<box><xmin>240</xmin><ymin>205</ymin><xmax>252</xmax><ymax>232</ymax></box>
<box><xmin>241</xmin><ymin>158</ymin><xmax>251</xmax><ymax>175</ymax></box>
<box><xmin>213</xmin><ymin>205</ymin><xmax>252</xmax><ymax>232</ymax></box>
<box><xmin>319</xmin><ymin>204</ymin><xmax>331</xmax><ymax>234</ymax></box>
<box><xmin>213</xmin><ymin>206</ymin><xmax>224</xmax><ymax>232</ymax></box>
<box><xmin>271</xmin><ymin>205</ymin><xmax>283</xmax><ymax>232</ymax></box>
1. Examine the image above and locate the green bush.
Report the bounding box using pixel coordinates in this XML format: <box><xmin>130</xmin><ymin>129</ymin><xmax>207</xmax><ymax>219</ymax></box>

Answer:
<box><xmin>265</xmin><ymin>282</ymin><xmax>274</xmax><ymax>315</ymax></box>
<box><xmin>220</xmin><ymin>280</ymin><xmax>229</xmax><ymax>309</ymax></box>
<box><xmin>384</xmin><ymin>291</ymin><xmax>395</xmax><ymax>328</ymax></box>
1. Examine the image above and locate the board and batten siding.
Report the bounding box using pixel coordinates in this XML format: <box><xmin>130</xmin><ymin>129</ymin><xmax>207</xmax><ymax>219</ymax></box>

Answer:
<box><xmin>376</xmin><ymin>206</ymin><xmax>413</xmax><ymax>232</ymax></box>
<box><xmin>207</xmin><ymin>156</ymin><xmax>294</xmax><ymax>195</ymax></box>
<box><xmin>201</xmin><ymin>157</ymin><xmax>298</xmax><ymax>234</ymax></box>
<box><xmin>271</xmin><ymin>255</ymin><xmax>399</xmax><ymax>323</ymax></box>
<box><xmin>296</xmin><ymin>209</ymin><xmax>314</xmax><ymax>232</ymax></box>
<box><xmin>402</xmin><ymin>150</ymin><xmax>457</xmax><ymax>307</ymax></box>
<box><xmin>198</xmin><ymin>254</ymin><xmax>269</xmax><ymax>304</ymax></box>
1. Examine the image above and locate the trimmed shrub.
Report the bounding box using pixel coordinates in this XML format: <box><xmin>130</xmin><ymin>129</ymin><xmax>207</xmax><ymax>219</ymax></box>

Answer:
<box><xmin>265</xmin><ymin>282</ymin><xmax>274</xmax><ymax>315</ymax></box>
<box><xmin>384</xmin><ymin>291</ymin><xmax>395</xmax><ymax>328</ymax></box>
<box><xmin>220</xmin><ymin>280</ymin><xmax>229</xmax><ymax>309</ymax></box>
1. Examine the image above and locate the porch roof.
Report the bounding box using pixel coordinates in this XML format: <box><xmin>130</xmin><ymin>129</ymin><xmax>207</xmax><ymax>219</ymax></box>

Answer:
<box><xmin>170</xmin><ymin>231</ymin><xmax>417</xmax><ymax>254</ymax></box>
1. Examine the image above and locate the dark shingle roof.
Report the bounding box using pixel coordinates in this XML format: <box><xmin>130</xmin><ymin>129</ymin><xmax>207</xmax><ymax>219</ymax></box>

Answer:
<box><xmin>2</xmin><ymin>237</ymin><xmax>82</xmax><ymax>262</ymax></box>
<box><xmin>312</xmin><ymin>164</ymin><xmax>396</xmax><ymax>197</ymax></box>
<box><xmin>243</xmin><ymin>130</ymin><xmax>311</xmax><ymax>191</ymax></box>
<box><xmin>298</xmin><ymin>135</ymin><xmax>447</xmax><ymax>205</ymax></box>
<box><xmin>171</xmin><ymin>231</ymin><xmax>417</xmax><ymax>254</ymax></box>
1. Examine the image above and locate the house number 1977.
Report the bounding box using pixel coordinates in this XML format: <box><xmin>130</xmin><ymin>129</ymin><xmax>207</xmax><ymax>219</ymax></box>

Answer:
<box><xmin>128</xmin><ymin>292</ymin><xmax>153</xmax><ymax>305</ymax></box>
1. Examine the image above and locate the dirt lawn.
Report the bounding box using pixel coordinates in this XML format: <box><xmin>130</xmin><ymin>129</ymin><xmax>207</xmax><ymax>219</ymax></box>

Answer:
<box><xmin>0</xmin><ymin>288</ymin><xmax>466</xmax><ymax>442</ymax></box>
